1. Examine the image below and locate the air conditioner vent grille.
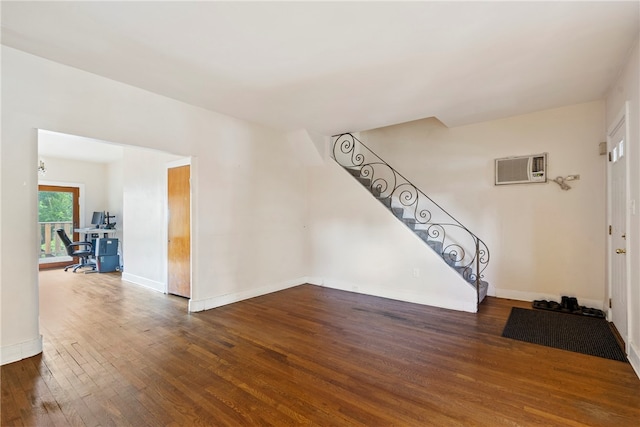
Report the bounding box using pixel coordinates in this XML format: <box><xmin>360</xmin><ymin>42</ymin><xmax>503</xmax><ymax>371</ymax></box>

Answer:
<box><xmin>495</xmin><ymin>153</ymin><xmax>547</xmax><ymax>185</ymax></box>
<box><xmin>496</xmin><ymin>157</ymin><xmax>530</xmax><ymax>183</ymax></box>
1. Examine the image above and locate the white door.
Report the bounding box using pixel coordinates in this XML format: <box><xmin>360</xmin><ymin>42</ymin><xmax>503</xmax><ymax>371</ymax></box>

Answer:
<box><xmin>608</xmin><ymin>112</ymin><xmax>628</xmax><ymax>346</ymax></box>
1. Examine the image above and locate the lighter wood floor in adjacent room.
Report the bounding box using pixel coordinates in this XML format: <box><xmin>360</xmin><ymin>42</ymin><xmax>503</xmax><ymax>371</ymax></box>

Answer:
<box><xmin>2</xmin><ymin>269</ymin><xmax>639</xmax><ymax>426</ymax></box>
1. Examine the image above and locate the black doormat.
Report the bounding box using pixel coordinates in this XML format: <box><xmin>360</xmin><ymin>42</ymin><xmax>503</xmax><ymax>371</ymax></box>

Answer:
<box><xmin>502</xmin><ymin>307</ymin><xmax>627</xmax><ymax>362</ymax></box>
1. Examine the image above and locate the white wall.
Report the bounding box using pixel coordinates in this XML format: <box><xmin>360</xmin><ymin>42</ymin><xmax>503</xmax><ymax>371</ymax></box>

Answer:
<box><xmin>606</xmin><ymin>38</ymin><xmax>640</xmax><ymax>376</ymax></box>
<box><xmin>1</xmin><ymin>46</ymin><xmax>309</xmax><ymax>364</ymax></box>
<box><xmin>106</xmin><ymin>158</ymin><xmax>124</xmax><ymax>254</ymax></box>
<box><xmin>189</xmin><ymin>124</ymin><xmax>310</xmax><ymax>310</ymax></box>
<box><xmin>358</xmin><ymin>101</ymin><xmax>607</xmax><ymax>309</ymax></box>
<box><xmin>307</xmin><ymin>156</ymin><xmax>477</xmax><ymax>313</ymax></box>
<box><xmin>121</xmin><ymin>146</ymin><xmax>183</xmax><ymax>291</ymax></box>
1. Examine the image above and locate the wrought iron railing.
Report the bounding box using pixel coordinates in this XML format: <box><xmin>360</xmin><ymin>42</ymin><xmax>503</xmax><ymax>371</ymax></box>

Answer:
<box><xmin>332</xmin><ymin>133</ymin><xmax>489</xmax><ymax>305</ymax></box>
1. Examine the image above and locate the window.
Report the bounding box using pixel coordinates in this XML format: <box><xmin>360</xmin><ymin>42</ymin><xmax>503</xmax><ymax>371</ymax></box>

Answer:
<box><xmin>612</xmin><ymin>139</ymin><xmax>624</xmax><ymax>163</ymax></box>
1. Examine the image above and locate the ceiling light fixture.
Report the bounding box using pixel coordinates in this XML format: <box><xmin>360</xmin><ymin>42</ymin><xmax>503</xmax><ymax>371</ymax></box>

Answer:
<box><xmin>38</xmin><ymin>160</ymin><xmax>46</xmax><ymax>175</ymax></box>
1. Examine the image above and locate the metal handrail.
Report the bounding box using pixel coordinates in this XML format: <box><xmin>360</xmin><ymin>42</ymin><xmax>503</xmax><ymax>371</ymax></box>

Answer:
<box><xmin>331</xmin><ymin>133</ymin><xmax>489</xmax><ymax>305</ymax></box>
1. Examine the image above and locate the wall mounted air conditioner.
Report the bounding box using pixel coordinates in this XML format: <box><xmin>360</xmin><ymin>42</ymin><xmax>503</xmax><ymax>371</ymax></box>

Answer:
<box><xmin>495</xmin><ymin>153</ymin><xmax>547</xmax><ymax>185</ymax></box>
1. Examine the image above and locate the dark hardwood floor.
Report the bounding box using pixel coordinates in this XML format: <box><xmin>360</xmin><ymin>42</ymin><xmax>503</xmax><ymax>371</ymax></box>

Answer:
<box><xmin>2</xmin><ymin>270</ymin><xmax>639</xmax><ymax>426</ymax></box>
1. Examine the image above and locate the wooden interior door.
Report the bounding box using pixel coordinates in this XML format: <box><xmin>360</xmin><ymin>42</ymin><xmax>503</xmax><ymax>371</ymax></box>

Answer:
<box><xmin>38</xmin><ymin>185</ymin><xmax>80</xmax><ymax>270</ymax></box>
<box><xmin>167</xmin><ymin>165</ymin><xmax>191</xmax><ymax>298</ymax></box>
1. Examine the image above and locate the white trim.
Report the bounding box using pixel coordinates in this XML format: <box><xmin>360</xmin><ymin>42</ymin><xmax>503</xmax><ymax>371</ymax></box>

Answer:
<box><xmin>189</xmin><ymin>275</ymin><xmax>474</xmax><ymax>314</ymax></box>
<box><xmin>304</xmin><ymin>276</ymin><xmax>324</xmax><ymax>286</ymax></box>
<box><xmin>1</xmin><ymin>335</ymin><xmax>43</xmax><ymax>365</ymax></box>
<box><xmin>628</xmin><ymin>341</ymin><xmax>640</xmax><ymax>379</ymax></box>
<box><xmin>188</xmin><ymin>277</ymin><xmax>304</xmax><ymax>312</ymax></box>
<box><xmin>39</xmin><ymin>255</ymin><xmax>73</xmax><ymax>264</ymax></box>
<box><xmin>202</xmin><ymin>276</ymin><xmax>477</xmax><ymax>313</ymax></box>
<box><xmin>121</xmin><ymin>272</ymin><xmax>165</xmax><ymax>293</ymax></box>
<box><xmin>166</xmin><ymin>157</ymin><xmax>191</xmax><ymax>168</ymax></box>
<box><xmin>623</xmin><ymin>103</ymin><xmax>633</xmax><ymax>355</ymax></box>
<box><xmin>606</xmin><ymin>101</ymin><xmax>631</xmax><ymax>348</ymax></box>
<box><xmin>189</xmin><ymin>157</ymin><xmax>198</xmax><ymax>309</ymax></box>
<box><xmin>321</xmin><ymin>277</ymin><xmax>477</xmax><ymax>313</ymax></box>
<box><xmin>494</xmin><ymin>288</ymin><xmax>605</xmax><ymax>311</ymax></box>
<box><xmin>38</xmin><ymin>179</ymin><xmax>84</xmax><ymax>187</ymax></box>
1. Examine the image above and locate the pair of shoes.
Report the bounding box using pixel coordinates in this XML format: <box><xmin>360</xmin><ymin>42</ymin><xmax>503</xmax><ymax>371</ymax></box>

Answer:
<box><xmin>561</xmin><ymin>296</ymin><xmax>582</xmax><ymax>313</ymax></box>
<box><xmin>568</xmin><ymin>297</ymin><xmax>581</xmax><ymax>313</ymax></box>
<box><xmin>582</xmin><ymin>307</ymin><xmax>605</xmax><ymax>318</ymax></box>
<box><xmin>548</xmin><ymin>301</ymin><xmax>562</xmax><ymax>311</ymax></box>
<box><xmin>533</xmin><ymin>300</ymin><xmax>549</xmax><ymax>309</ymax></box>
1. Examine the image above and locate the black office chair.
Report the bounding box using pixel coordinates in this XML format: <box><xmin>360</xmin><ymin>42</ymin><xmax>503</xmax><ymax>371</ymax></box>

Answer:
<box><xmin>56</xmin><ymin>228</ymin><xmax>95</xmax><ymax>273</ymax></box>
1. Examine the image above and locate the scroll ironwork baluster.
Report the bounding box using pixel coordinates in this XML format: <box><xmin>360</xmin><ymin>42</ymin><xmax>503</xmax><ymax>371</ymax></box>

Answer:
<box><xmin>332</xmin><ymin>133</ymin><xmax>490</xmax><ymax>309</ymax></box>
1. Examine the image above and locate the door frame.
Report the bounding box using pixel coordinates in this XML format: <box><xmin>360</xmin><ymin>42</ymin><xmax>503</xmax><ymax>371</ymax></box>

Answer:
<box><xmin>606</xmin><ymin>101</ymin><xmax>631</xmax><ymax>350</ymax></box>
<box><xmin>165</xmin><ymin>157</ymin><xmax>194</xmax><ymax>299</ymax></box>
<box><xmin>37</xmin><ymin>181</ymin><xmax>86</xmax><ymax>270</ymax></box>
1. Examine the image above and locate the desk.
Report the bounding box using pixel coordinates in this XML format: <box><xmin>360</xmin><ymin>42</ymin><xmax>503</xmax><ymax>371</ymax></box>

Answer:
<box><xmin>75</xmin><ymin>228</ymin><xmax>117</xmax><ymax>241</ymax></box>
<box><xmin>74</xmin><ymin>228</ymin><xmax>118</xmax><ymax>272</ymax></box>
<box><xmin>75</xmin><ymin>228</ymin><xmax>117</xmax><ymax>253</ymax></box>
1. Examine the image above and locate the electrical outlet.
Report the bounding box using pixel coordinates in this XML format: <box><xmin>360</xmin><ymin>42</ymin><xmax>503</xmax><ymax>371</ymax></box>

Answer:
<box><xmin>565</xmin><ymin>174</ymin><xmax>580</xmax><ymax>181</ymax></box>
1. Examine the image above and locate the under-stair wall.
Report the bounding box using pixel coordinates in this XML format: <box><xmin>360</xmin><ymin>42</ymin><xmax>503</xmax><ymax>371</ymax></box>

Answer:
<box><xmin>306</xmin><ymin>147</ymin><xmax>479</xmax><ymax>313</ymax></box>
<box><xmin>331</xmin><ymin>132</ymin><xmax>489</xmax><ymax>306</ymax></box>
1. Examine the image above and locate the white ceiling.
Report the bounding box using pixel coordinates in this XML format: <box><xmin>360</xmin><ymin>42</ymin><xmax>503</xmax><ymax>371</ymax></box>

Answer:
<box><xmin>38</xmin><ymin>130</ymin><xmax>124</xmax><ymax>164</ymax></box>
<box><xmin>2</xmin><ymin>1</ymin><xmax>639</xmax><ymax>135</ymax></box>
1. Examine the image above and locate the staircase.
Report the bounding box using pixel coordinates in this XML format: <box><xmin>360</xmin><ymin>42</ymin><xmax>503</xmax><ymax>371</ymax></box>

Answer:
<box><xmin>332</xmin><ymin>133</ymin><xmax>490</xmax><ymax>308</ymax></box>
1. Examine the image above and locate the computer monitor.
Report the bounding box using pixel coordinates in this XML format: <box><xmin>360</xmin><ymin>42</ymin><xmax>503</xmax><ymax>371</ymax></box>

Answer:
<box><xmin>91</xmin><ymin>211</ymin><xmax>105</xmax><ymax>228</ymax></box>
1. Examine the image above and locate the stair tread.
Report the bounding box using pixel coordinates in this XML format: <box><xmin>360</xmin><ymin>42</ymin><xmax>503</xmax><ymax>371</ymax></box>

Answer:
<box><xmin>346</xmin><ymin>167</ymin><xmax>361</xmax><ymax>177</ymax></box>
<box><xmin>378</xmin><ymin>197</ymin><xmax>392</xmax><ymax>207</ymax></box>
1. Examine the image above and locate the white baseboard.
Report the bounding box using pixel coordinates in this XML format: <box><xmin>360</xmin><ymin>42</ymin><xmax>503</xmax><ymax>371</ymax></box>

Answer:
<box><xmin>188</xmin><ymin>277</ymin><xmax>306</xmax><ymax>312</ymax></box>
<box><xmin>190</xmin><ymin>278</ymin><xmax>618</xmax><ymax>317</ymax></box>
<box><xmin>494</xmin><ymin>288</ymin><xmax>604</xmax><ymax>310</ymax></box>
<box><xmin>121</xmin><ymin>272</ymin><xmax>165</xmax><ymax>293</ymax></box>
<box><xmin>304</xmin><ymin>276</ymin><xmax>324</xmax><ymax>286</ymax></box>
<box><xmin>628</xmin><ymin>342</ymin><xmax>640</xmax><ymax>380</ymax></box>
<box><xmin>320</xmin><ymin>278</ymin><xmax>477</xmax><ymax>313</ymax></box>
<box><xmin>1</xmin><ymin>335</ymin><xmax>43</xmax><ymax>365</ymax></box>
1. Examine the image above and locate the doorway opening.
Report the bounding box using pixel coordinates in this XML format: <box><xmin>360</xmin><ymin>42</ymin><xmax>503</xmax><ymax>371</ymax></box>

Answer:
<box><xmin>37</xmin><ymin>129</ymin><xmax>193</xmax><ymax>302</ymax></box>
<box><xmin>38</xmin><ymin>184</ymin><xmax>80</xmax><ymax>270</ymax></box>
